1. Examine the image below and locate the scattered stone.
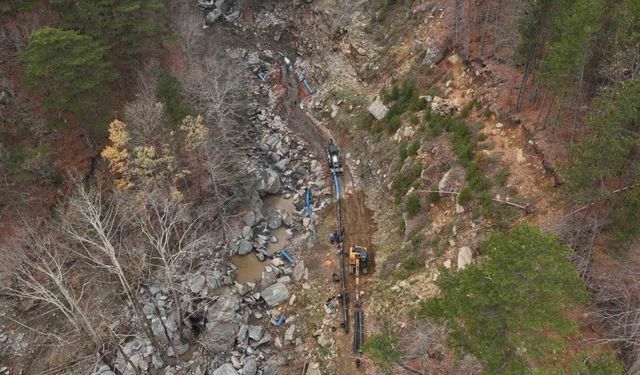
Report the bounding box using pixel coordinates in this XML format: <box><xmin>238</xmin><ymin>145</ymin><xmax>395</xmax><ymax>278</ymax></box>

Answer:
<box><xmin>293</xmin><ymin>261</ymin><xmax>305</xmax><ymax>282</ymax></box>
<box><xmin>190</xmin><ymin>274</ymin><xmax>206</xmax><ymax>294</ymax></box>
<box><xmin>237</xmin><ymin>239</ymin><xmax>254</xmax><ymax>255</ymax></box>
<box><xmin>248</xmin><ymin>325</ymin><xmax>264</xmax><ymax>341</ymax></box>
<box><xmin>317</xmin><ymin>335</ymin><xmax>331</xmax><ymax>348</ymax></box>
<box><xmin>284</xmin><ymin>324</ymin><xmax>296</xmax><ymax>344</ymax></box>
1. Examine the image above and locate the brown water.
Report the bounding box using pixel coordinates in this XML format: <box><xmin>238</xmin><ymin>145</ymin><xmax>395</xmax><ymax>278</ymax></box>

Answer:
<box><xmin>230</xmin><ymin>255</ymin><xmax>267</xmax><ymax>284</ymax></box>
<box><xmin>261</xmin><ymin>195</ymin><xmax>296</xmax><ymax>214</ymax></box>
<box><xmin>230</xmin><ymin>195</ymin><xmax>296</xmax><ymax>284</ymax></box>
<box><xmin>267</xmin><ymin>227</ymin><xmax>292</xmax><ymax>254</ymax></box>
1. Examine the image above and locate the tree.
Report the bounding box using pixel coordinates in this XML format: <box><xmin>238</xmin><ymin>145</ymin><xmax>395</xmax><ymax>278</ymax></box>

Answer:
<box><xmin>51</xmin><ymin>0</ymin><xmax>166</xmax><ymax>62</ymax></box>
<box><xmin>565</xmin><ymin>78</ymin><xmax>640</xmax><ymax>246</ymax></box>
<box><xmin>21</xmin><ymin>27</ymin><xmax>116</xmax><ymax>119</ymax></box>
<box><xmin>416</xmin><ymin>225</ymin><xmax>590</xmax><ymax>372</ymax></box>
<box><xmin>60</xmin><ymin>185</ymin><xmax>161</xmax><ymax>352</ymax></box>
<box><xmin>7</xmin><ymin>231</ymin><xmax>131</xmax><ymax>374</ymax></box>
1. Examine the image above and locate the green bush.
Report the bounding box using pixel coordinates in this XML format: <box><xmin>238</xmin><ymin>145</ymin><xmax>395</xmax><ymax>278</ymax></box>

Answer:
<box><xmin>387</xmin><ymin>115</ymin><xmax>401</xmax><ymax>134</ymax></box>
<box><xmin>392</xmin><ymin>162</ymin><xmax>422</xmax><ymax>199</ymax></box>
<box><xmin>405</xmin><ymin>194</ymin><xmax>421</xmax><ymax>216</ymax></box>
<box><xmin>398</xmin><ymin>141</ymin><xmax>408</xmax><ymax>163</ymax></box>
<box><xmin>569</xmin><ymin>350</ymin><xmax>623</xmax><ymax>375</ymax></box>
<box><xmin>427</xmin><ymin>190</ymin><xmax>440</xmax><ymax>204</ymax></box>
<box><xmin>402</xmin><ymin>256</ymin><xmax>421</xmax><ymax>271</ymax></box>
<box><xmin>415</xmin><ymin>225</ymin><xmax>589</xmax><ymax>373</ymax></box>
<box><xmin>363</xmin><ymin>332</ymin><xmax>401</xmax><ymax>372</ymax></box>
<box><xmin>411</xmin><ymin>234</ymin><xmax>423</xmax><ymax>246</ymax></box>
<box><xmin>156</xmin><ymin>70</ymin><xmax>192</xmax><ymax>125</ymax></box>
<box><xmin>407</xmin><ymin>140</ymin><xmax>420</xmax><ymax>157</ymax></box>
<box><xmin>457</xmin><ymin>188</ymin><xmax>472</xmax><ymax>205</ymax></box>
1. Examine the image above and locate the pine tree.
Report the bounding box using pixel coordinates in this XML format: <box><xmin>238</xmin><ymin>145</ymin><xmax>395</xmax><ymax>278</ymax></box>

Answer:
<box><xmin>51</xmin><ymin>0</ymin><xmax>166</xmax><ymax>62</ymax></box>
<box><xmin>21</xmin><ymin>27</ymin><xmax>116</xmax><ymax>119</ymax></box>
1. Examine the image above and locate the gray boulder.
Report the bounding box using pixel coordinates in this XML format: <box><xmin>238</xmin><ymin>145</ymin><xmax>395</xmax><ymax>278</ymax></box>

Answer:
<box><xmin>237</xmin><ymin>239</ymin><xmax>254</xmax><ymax>256</ymax></box>
<box><xmin>261</xmin><ymin>282</ymin><xmax>289</xmax><ymax>306</ymax></box>
<box><xmin>422</xmin><ymin>38</ymin><xmax>445</xmax><ymax>66</ymax></box>
<box><xmin>213</xmin><ymin>363</ymin><xmax>238</xmax><ymax>375</ymax></box>
<box><xmin>255</xmin><ymin>168</ymin><xmax>282</xmax><ymax>195</ymax></box>
<box><xmin>243</xmin><ymin>357</ymin><xmax>258</xmax><ymax>375</ymax></box>
<box><xmin>204</xmin><ymin>321</ymin><xmax>239</xmax><ymax>352</ymax></box>
<box><xmin>437</xmin><ymin>166</ymin><xmax>466</xmax><ymax>195</ymax></box>
<box><xmin>368</xmin><ymin>96</ymin><xmax>389</xmax><ymax>121</ymax></box>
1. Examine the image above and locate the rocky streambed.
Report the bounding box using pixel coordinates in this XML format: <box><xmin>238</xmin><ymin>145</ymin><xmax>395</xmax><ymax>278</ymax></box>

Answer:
<box><xmin>92</xmin><ymin>42</ymin><xmax>333</xmax><ymax>374</ymax></box>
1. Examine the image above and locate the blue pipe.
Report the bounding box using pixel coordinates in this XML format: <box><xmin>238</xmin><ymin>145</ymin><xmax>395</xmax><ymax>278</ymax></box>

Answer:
<box><xmin>306</xmin><ymin>189</ymin><xmax>313</xmax><ymax>219</ymax></box>
<box><xmin>280</xmin><ymin>249</ymin><xmax>294</xmax><ymax>263</ymax></box>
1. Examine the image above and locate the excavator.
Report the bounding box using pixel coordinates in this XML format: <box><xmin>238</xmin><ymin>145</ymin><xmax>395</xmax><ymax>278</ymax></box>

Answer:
<box><xmin>326</xmin><ymin>139</ymin><xmax>343</xmax><ymax>174</ymax></box>
<box><xmin>348</xmin><ymin>246</ymin><xmax>368</xmax><ymax>275</ymax></box>
<box><xmin>349</xmin><ymin>245</ymin><xmax>368</xmax><ymax>353</ymax></box>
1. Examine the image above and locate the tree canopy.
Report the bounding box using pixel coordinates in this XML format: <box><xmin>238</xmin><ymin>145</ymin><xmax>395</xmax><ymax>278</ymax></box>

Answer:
<box><xmin>416</xmin><ymin>225</ymin><xmax>590</xmax><ymax>373</ymax></box>
<box><xmin>21</xmin><ymin>27</ymin><xmax>116</xmax><ymax>119</ymax></box>
<box><xmin>51</xmin><ymin>0</ymin><xmax>166</xmax><ymax>62</ymax></box>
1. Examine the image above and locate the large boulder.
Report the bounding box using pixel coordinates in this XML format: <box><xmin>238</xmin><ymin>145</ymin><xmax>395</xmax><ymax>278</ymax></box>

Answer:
<box><xmin>368</xmin><ymin>96</ymin><xmax>389</xmax><ymax>121</ymax></box>
<box><xmin>213</xmin><ymin>363</ymin><xmax>238</xmax><ymax>375</ymax></box>
<box><xmin>422</xmin><ymin>38</ymin><xmax>446</xmax><ymax>66</ymax></box>
<box><xmin>457</xmin><ymin>246</ymin><xmax>473</xmax><ymax>269</ymax></box>
<box><xmin>261</xmin><ymin>282</ymin><xmax>289</xmax><ymax>306</ymax></box>
<box><xmin>243</xmin><ymin>357</ymin><xmax>258</xmax><ymax>375</ymax></box>
<box><xmin>204</xmin><ymin>321</ymin><xmax>239</xmax><ymax>352</ymax></box>
<box><xmin>255</xmin><ymin>168</ymin><xmax>282</xmax><ymax>196</ymax></box>
<box><xmin>203</xmin><ymin>292</ymin><xmax>241</xmax><ymax>351</ymax></box>
<box><xmin>437</xmin><ymin>167</ymin><xmax>466</xmax><ymax>194</ymax></box>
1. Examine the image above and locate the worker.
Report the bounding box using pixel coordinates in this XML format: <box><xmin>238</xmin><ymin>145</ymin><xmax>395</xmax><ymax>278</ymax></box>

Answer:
<box><xmin>355</xmin><ymin>358</ymin><xmax>361</xmax><ymax>368</ymax></box>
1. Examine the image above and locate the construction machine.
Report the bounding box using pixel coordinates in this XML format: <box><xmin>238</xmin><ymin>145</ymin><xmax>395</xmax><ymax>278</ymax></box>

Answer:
<box><xmin>326</xmin><ymin>139</ymin><xmax>343</xmax><ymax>174</ymax></box>
<box><xmin>348</xmin><ymin>246</ymin><xmax>368</xmax><ymax>275</ymax></box>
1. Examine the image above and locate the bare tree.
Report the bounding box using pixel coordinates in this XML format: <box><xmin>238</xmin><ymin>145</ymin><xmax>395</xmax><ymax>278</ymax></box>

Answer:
<box><xmin>135</xmin><ymin>194</ymin><xmax>206</xmax><ymax>334</ymax></box>
<box><xmin>171</xmin><ymin>2</ymin><xmax>205</xmax><ymax>66</ymax></box>
<box><xmin>181</xmin><ymin>58</ymin><xmax>250</xmax><ymax>237</ymax></box>
<box><xmin>592</xmin><ymin>255</ymin><xmax>640</xmax><ymax>371</ymax></box>
<box><xmin>6</xmin><ymin>232</ymin><xmax>129</xmax><ymax>374</ymax></box>
<box><xmin>124</xmin><ymin>74</ymin><xmax>166</xmax><ymax>145</ymax></box>
<box><xmin>60</xmin><ymin>185</ymin><xmax>161</xmax><ymax>352</ymax></box>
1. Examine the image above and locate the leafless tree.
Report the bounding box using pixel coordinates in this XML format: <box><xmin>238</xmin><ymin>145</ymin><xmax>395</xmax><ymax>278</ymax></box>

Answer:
<box><xmin>124</xmin><ymin>74</ymin><xmax>166</xmax><ymax>145</ymax></box>
<box><xmin>181</xmin><ymin>58</ymin><xmax>251</xmax><ymax>237</ymax></box>
<box><xmin>135</xmin><ymin>194</ymin><xmax>206</xmax><ymax>334</ymax></box>
<box><xmin>171</xmin><ymin>1</ymin><xmax>205</xmax><ymax>65</ymax></box>
<box><xmin>592</xmin><ymin>254</ymin><xmax>640</xmax><ymax>371</ymax></box>
<box><xmin>6</xmin><ymin>231</ymin><xmax>132</xmax><ymax>374</ymax></box>
<box><xmin>60</xmin><ymin>185</ymin><xmax>161</xmax><ymax>352</ymax></box>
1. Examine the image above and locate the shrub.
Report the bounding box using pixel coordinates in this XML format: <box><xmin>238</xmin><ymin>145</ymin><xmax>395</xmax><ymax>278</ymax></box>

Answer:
<box><xmin>387</xmin><ymin>115</ymin><xmax>401</xmax><ymax>134</ymax></box>
<box><xmin>398</xmin><ymin>141</ymin><xmax>408</xmax><ymax>162</ymax></box>
<box><xmin>156</xmin><ymin>70</ymin><xmax>192</xmax><ymax>124</ymax></box>
<box><xmin>457</xmin><ymin>188</ymin><xmax>472</xmax><ymax>205</ymax></box>
<box><xmin>402</xmin><ymin>256</ymin><xmax>421</xmax><ymax>271</ymax></box>
<box><xmin>407</xmin><ymin>140</ymin><xmax>420</xmax><ymax>157</ymax></box>
<box><xmin>363</xmin><ymin>332</ymin><xmax>401</xmax><ymax>372</ymax></box>
<box><xmin>405</xmin><ymin>194</ymin><xmax>421</xmax><ymax>216</ymax></box>
<box><xmin>427</xmin><ymin>190</ymin><xmax>440</xmax><ymax>204</ymax></box>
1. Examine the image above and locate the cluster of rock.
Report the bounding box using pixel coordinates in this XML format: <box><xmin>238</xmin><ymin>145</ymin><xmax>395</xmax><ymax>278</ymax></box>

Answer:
<box><xmin>198</xmin><ymin>0</ymin><xmax>240</xmax><ymax>24</ymax></box>
<box><xmin>93</xmin><ymin>38</ymin><xmax>330</xmax><ymax>375</ymax></box>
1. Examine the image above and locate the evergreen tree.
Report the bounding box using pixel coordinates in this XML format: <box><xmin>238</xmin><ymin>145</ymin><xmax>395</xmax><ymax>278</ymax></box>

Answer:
<box><xmin>565</xmin><ymin>78</ymin><xmax>640</xmax><ymax>244</ymax></box>
<box><xmin>51</xmin><ymin>0</ymin><xmax>166</xmax><ymax>62</ymax></box>
<box><xmin>21</xmin><ymin>27</ymin><xmax>116</xmax><ymax>119</ymax></box>
<box><xmin>416</xmin><ymin>225</ymin><xmax>588</xmax><ymax>373</ymax></box>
